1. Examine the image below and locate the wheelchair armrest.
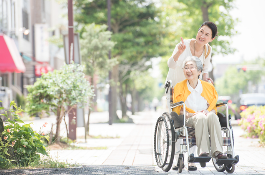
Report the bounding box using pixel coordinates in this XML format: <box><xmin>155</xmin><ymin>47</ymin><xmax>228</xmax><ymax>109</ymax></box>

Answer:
<box><xmin>216</xmin><ymin>102</ymin><xmax>227</xmax><ymax>107</ymax></box>
<box><xmin>171</xmin><ymin>101</ymin><xmax>184</xmax><ymax>108</ymax></box>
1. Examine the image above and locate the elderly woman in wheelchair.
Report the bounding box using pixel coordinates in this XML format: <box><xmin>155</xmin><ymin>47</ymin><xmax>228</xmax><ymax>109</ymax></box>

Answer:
<box><xmin>154</xmin><ymin>56</ymin><xmax>239</xmax><ymax>173</ymax></box>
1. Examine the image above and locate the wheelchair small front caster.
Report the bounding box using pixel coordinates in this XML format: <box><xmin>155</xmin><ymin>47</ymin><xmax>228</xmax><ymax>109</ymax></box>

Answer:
<box><xmin>200</xmin><ymin>162</ymin><xmax>206</xmax><ymax>168</ymax></box>
<box><xmin>178</xmin><ymin>154</ymin><xmax>184</xmax><ymax>173</ymax></box>
<box><xmin>225</xmin><ymin>164</ymin><xmax>235</xmax><ymax>173</ymax></box>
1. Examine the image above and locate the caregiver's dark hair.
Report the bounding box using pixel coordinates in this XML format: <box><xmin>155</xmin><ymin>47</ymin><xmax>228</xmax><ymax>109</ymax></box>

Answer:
<box><xmin>199</xmin><ymin>21</ymin><xmax>218</xmax><ymax>39</ymax></box>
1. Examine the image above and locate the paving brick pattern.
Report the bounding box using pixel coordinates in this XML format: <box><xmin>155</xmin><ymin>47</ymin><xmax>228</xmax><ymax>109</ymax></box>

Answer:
<box><xmin>0</xmin><ymin>165</ymin><xmax>167</xmax><ymax>175</ymax></box>
<box><xmin>2</xmin><ymin>111</ymin><xmax>265</xmax><ymax>174</ymax></box>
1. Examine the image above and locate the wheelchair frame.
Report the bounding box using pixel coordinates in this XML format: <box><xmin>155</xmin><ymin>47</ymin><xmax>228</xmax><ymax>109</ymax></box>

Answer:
<box><xmin>154</xmin><ymin>80</ymin><xmax>239</xmax><ymax>173</ymax></box>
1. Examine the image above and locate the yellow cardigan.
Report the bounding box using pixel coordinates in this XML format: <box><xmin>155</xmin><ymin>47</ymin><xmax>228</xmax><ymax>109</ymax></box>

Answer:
<box><xmin>173</xmin><ymin>79</ymin><xmax>218</xmax><ymax>115</ymax></box>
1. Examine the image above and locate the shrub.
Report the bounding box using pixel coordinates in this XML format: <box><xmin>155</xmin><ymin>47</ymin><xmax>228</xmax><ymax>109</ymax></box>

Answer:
<box><xmin>0</xmin><ymin>101</ymin><xmax>47</xmax><ymax>169</ymax></box>
<box><xmin>26</xmin><ymin>62</ymin><xmax>94</xmax><ymax>142</ymax></box>
<box><xmin>16</xmin><ymin>94</ymin><xmax>26</xmax><ymax>110</ymax></box>
<box><xmin>238</xmin><ymin>106</ymin><xmax>265</xmax><ymax>142</ymax></box>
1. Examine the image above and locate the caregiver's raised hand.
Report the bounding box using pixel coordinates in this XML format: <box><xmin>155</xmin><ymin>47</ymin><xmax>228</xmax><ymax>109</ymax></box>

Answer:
<box><xmin>173</xmin><ymin>37</ymin><xmax>186</xmax><ymax>62</ymax></box>
<box><xmin>178</xmin><ymin>37</ymin><xmax>186</xmax><ymax>54</ymax></box>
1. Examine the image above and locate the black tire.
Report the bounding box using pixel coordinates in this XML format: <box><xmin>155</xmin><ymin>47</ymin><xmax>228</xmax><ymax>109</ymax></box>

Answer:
<box><xmin>225</xmin><ymin>164</ymin><xmax>235</xmax><ymax>173</ymax></box>
<box><xmin>178</xmin><ymin>157</ymin><xmax>184</xmax><ymax>173</ymax></box>
<box><xmin>154</xmin><ymin>116</ymin><xmax>169</xmax><ymax>168</ymax></box>
<box><xmin>212</xmin><ymin>158</ymin><xmax>225</xmax><ymax>172</ymax></box>
<box><xmin>161</xmin><ymin>113</ymin><xmax>175</xmax><ymax>172</ymax></box>
<box><xmin>200</xmin><ymin>161</ymin><xmax>206</xmax><ymax>168</ymax></box>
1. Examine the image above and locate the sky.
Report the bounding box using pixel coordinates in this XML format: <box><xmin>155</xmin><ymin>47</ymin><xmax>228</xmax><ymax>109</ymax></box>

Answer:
<box><xmin>213</xmin><ymin>0</ymin><xmax>265</xmax><ymax>65</ymax></box>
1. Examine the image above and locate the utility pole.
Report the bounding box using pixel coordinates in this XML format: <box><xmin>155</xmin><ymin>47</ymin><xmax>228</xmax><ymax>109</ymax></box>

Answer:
<box><xmin>68</xmin><ymin>0</ymin><xmax>77</xmax><ymax>140</ymax></box>
<box><xmin>107</xmin><ymin>0</ymin><xmax>113</xmax><ymax>125</ymax></box>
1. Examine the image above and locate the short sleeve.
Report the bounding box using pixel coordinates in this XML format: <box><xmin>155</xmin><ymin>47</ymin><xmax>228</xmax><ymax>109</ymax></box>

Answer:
<box><xmin>167</xmin><ymin>43</ymin><xmax>180</xmax><ymax>69</ymax></box>
<box><xmin>202</xmin><ymin>46</ymin><xmax>212</xmax><ymax>73</ymax></box>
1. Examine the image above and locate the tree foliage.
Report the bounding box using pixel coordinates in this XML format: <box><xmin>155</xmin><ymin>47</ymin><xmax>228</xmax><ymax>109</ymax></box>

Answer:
<box><xmin>79</xmin><ymin>23</ymin><xmax>115</xmax><ymax>132</ymax></box>
<box><xmin>26</xmin><ymin>63</ymin><xmax>94</xmax><ymax>142</ymax></box>
<box><xmin>74</xmin><ymin>0</ymin><xmax>166</xmax><ymax>116</ymax></box>
<box><xmin>80</xmin><ymin>23</ymin><xmax>116</xmax><ymax>78</ymax></box>
<box><xmin>216</xmin><ymin>58</ymin><xmax>265</xmax><ymax>96</ymax></box>
<box><xmin>75</xmin><ymin>0</ymin><xmax>165</xmax><ymax>60</ymax></box>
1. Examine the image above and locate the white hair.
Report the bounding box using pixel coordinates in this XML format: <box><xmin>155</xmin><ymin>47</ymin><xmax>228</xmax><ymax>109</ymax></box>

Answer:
<box><xmin>182</xmin><ymin>56</ymin><xmax>203</xmax><ymax>72</ymax></box>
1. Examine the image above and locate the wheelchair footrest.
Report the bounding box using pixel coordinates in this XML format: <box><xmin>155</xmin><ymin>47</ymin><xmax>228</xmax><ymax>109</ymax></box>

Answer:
<box><xmin>215</xmin><ymin>158</ymin><xmax>238</xmax><ymax>165</ymax></box>
<box><xmin>188</xmin><ymin>154</ymin><xmax>211</xmax><ymax>163</ymax></box>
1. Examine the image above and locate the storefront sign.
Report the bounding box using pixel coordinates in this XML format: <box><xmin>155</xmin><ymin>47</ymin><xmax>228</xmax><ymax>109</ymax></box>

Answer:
<box><xmin>34</xmin><ymin>24</ymin><xmax>49</xmax><ymax>62</ymax></box>
<box><xmin>35</xmin><ymin>63</ymin><xmax>53</xmax><ymax>77</ymax></box>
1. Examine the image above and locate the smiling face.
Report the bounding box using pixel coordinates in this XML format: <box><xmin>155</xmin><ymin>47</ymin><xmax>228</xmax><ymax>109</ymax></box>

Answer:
<box><xmin>183</xmin><ymin>61</ymin><xmax>201</xmax><ymax>80</ymax></box>
<box><xmin>196</xmin><ymin>25</ymin><xmax>214</xmax><ymax>45</ymax></box>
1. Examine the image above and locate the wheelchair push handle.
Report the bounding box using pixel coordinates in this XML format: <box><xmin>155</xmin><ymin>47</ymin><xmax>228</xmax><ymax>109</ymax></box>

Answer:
<box><xmin>164</xmin><ymin>80</ymin><xmax>172</xmax><ymax>93</ymax></box>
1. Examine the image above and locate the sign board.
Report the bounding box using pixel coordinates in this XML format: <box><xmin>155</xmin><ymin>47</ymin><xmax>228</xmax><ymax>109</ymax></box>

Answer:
<box><xmin>63</xmin><ymin>33</ymin><xmax>83</xmax><ymax>140</ymax></box>
<box><xmin>34</xmin><ymin>24</ymin><xmax>50</xmax><ymax>62</ymax></box>
<box><xmin>63</xmin><ymin>33</ymin><xmax>82</xmax><ymax>64</ymax></box>
<box><xmin>35</xmin><ymin>63</ymin><xmax>53</xmax><ymax>77</ymax></box>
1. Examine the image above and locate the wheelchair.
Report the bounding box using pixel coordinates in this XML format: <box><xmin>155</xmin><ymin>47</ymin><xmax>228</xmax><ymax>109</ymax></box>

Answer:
<box><xmin>154</xmin><ymin>80</ymin><xmax>239</xmax><ymax>173</ymax></box>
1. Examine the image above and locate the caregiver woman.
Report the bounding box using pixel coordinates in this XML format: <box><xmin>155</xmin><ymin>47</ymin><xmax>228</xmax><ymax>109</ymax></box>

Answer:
<box><xmin>167</xmin><ymin>21</ymin><xmax>217</xmax><ymax>85</ymax></box>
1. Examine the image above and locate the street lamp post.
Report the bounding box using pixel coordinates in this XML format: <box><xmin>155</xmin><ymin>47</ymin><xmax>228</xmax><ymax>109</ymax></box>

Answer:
<box><xmin>68</xmin><ymin>0</ymin><xmax>77</xmax><ymax>140</ymax></box>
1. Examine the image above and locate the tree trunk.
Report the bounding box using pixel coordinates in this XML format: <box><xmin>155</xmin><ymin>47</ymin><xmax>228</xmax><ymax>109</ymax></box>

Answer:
<box><xmin>201</xmin><ymin>3</ymin><xmax>209</xmax><ymax>22</ymax></box>
<box><xmin>111</xmin><ymin>65</ymin><xmax>119</xmax><ymax>121</ymax></box>
<box><xmin>55</xmin><ymin>106</ymin><xmax>62</xmax><ymax>143</ymax></box>
<box><xmin>131</xmin><ymin>86</ymin><xmax>136</xmax><ymax>115</ymax></box>
<box><xmin>86</xmin><ymin>76</ymin><xmax>95</xmax><ymax>135</ymax></box>
<box><xmin>86</xmin><ymin>107</ymin><xmax>91</xmax><ymax>135</ymax></box>
<box><xmin>201</xmin><ymin>3</ymin><xmax>215</xmax><ymax>82</ymax></box>
<box><xmin>92</xmin><ymin>75</ymin><xmax>97</xmax><ymax>111</ymax></box>
<box><xmin>119</xmin><ymin>83</ymin><xmax>127</xmax><ymax>118</ymax></box>
<box><xmin>136</xmin><ymin>91</ymin><xmax>140</xmax><ymax>112</ymax></box>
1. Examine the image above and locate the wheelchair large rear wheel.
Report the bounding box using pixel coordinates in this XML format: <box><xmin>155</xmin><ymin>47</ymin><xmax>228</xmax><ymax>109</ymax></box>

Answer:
<box><xmin>161</xmin><ymin>113</ymin><xmax>175</xmax><ymax>172</ymax></box>
<box><xmin>154</xmin><ymin>116</ymin><xmax>169</xmax><ymax>168</ymax></box>
<box><xmin>154</xmin><ymin>113</ymin><xmax>175</xmax><ymax>171</ymax></box>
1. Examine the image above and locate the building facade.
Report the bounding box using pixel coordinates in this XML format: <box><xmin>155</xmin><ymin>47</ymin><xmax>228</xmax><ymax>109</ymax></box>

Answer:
<box><xmin>0</xmin><ymin>0</ymin><xmax>67</xmax><ymax>107</ymax></box>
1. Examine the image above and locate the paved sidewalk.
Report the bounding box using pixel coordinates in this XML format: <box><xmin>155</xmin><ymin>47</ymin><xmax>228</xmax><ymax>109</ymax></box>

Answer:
<box><xmin>46</xmin><ymin>110</ymin><xmax>265</xmax><ymax>174</ymax></box>
<box><xmin>47</xmin><ymin>111</ymin><xmax>155</xmax><ymax>166</ymax></box>
<box><xmin>2</xmin><ymin>110</ymin><xmax>265</xmax><ymax>174</ymax></box>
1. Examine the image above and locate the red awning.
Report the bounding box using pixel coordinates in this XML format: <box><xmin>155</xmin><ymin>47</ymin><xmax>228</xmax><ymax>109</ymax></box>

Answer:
<box><xmin>0</xmin><ymin>34</ymin><xmax>26</xmax><ymax>73</ymax></box>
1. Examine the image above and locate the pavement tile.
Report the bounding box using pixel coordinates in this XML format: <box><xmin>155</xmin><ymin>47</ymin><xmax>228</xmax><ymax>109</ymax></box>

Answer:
<box><xmin>11</xmin><ymin>110</ymin><xmax>265</xmax><ymax>174</ymax></box>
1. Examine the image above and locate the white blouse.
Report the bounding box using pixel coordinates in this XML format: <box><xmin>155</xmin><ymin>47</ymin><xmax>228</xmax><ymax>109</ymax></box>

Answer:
<box><xmin>166</xmin><ymin>39</ymin><xmax>212</xmax><ymax>87</ymax></box>
<box><xmin>185</xmin><ymin>80</ymin><xmax>208</xmax><ymax>112</ymax></box>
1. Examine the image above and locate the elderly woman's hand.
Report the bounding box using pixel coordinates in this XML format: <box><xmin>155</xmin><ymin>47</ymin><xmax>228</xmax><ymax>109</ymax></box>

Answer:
<box><xmin>200</xmin><ymin>110</ymin><xmax>209</xmax><ymax>116</ymax></box>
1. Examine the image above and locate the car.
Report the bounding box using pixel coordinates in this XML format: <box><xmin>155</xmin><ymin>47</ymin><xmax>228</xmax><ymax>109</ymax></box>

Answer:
<box><xmin>237</xmin><ymin>93</ymin><xmax>265</xmax><ymax>114</ymax></box>
<box><xmin>218</xmin><ymin>96</ymin><xmax>232</xmax><ymax>104</ymax></box>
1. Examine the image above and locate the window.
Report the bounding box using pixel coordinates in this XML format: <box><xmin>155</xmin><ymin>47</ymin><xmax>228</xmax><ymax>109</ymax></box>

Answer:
<box><xmin>41</xmin><ymin>0</ymin><xmax>46</xmax><ymax>22</ymax></box>
<box><xmin>11</xmin><ymin>2</ymin><xmax>16</xmax><ymax>31</ymax></box>
<box><xmin>2</xmin><ymin>0</ymin><xmax>7</xmax><ymax>32</ymax></box>
<box><xmin>0</xmin><ymin>0</ymin><xmax>2</xmax><ymax>31</ymax></box>
<box><xmin>22</xmin><ymin>0</ymin><xmax>29</xmax><ymax>40</ymax></box>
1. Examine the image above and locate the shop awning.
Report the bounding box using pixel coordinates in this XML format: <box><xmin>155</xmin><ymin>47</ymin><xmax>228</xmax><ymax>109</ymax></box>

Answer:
<box><xmin>0</xmin><ymin>34</ymin><xmax>26</xmax><ymax>73</ymax></box>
